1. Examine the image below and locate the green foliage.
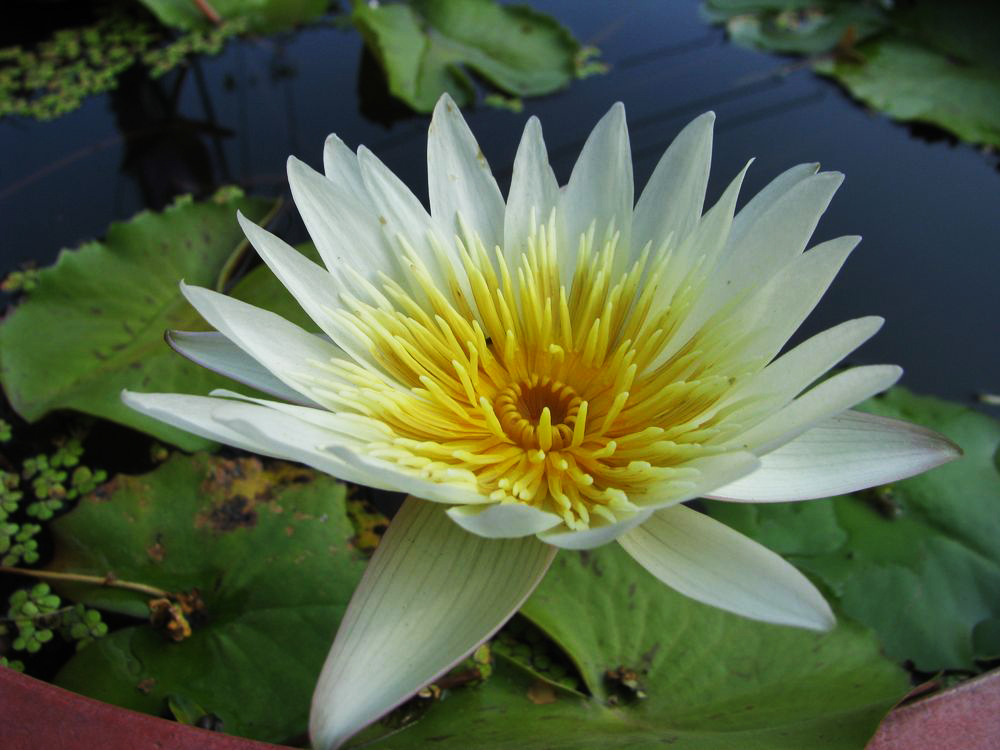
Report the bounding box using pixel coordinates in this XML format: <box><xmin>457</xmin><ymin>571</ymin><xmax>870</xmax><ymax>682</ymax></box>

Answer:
<box><xmin>136</xmin><ymin>0</ymin><xmax>329</xmax><ymax>32</ymax></box>
<box><xmin>50</xmin><ymin>453</ymin><xmax>366</xmax><ymax>744</ymax></box>
<box><xmin>815</xmin><ymin>38</ymin><xmax>1000</xmax><ymax>149</ymax></box>
<box><xmin>0</xmin><ymin>656</ymin><xmax>25</xmax><ymax>672</ymax></box>
<box><xmin>703</xmin><ymin>0</ymin><xmax>886</xmax><ymax>55</ymax></box>
<box><xmin>6</xmin><ymin>584</ymin><xmax>62</xmax><ymax>653</ymax></box>
<box><xmin>704</xmin><ymin>0</ymin><xmax>1000</xmax><ymax>147</ymax></box>
<box><xmin>0</xmin><ymin>425</ymin><xmax>107</xmax><ymax>571</ymax></box>
<box><xmin>0</xmin><ymin>269</ymin><xmax>40</xmax><ymax>295</ymax></box>
<box><xmin>351</xmin><ymin>0</ymin><xmax>601</xmax><ymax>112</ymax></box>
<box><xmin>19</xmin><ymin>438</ymin><xmax>107</xmax><ymax>521</ymax></box>
<box><xmin>60</xmin><ymin>603</ymin><xmax>110</xmax><ymax>650</ymax></box>
<box><xmin>0</xmin><ymin>189</ymin><xmax>291</xmax><ymax>450</ymax></box>
<box><xmin>492</xmin><ymin>616</ymin><xmax>584</xmax><ymax>694</ymax></box>
<box><xmin>0</xmin><ymin>11</ymin><xmax>246</xmax><ymax>121</ymax></box>
<box><xmin>1</xmin><ymin>463</ymin><xmax>41</xmax><ymax>565</ymax></box>
<box><xmin>356</xmin><ymin>541</ymin><xmax>908</xmax><ymax>750</ymax></box>
<box><xmin>0</xmin><ymin>584</ymin><xmax>107</xmax><ymax>663</ymax></box>
<box><xmin>705</xmin><ymin>387</ymin><xmax>1000</xmax><ymax>672</ymax></box>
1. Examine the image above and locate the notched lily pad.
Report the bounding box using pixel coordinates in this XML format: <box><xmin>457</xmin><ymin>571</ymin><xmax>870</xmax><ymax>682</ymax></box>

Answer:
<box><xmin>352</xmin><ymin>0</ymin><xmax>594</xmax><ymax>113</ymax></box>
<box><xmin>706</xmin><ymin>387</ymin><xmax>1000</xmax><ymax>672</ymax></box>
<box><xmin>49</xmin><ymin>452</ymin><xmax>366</xmax><ymax>743</ymax></box>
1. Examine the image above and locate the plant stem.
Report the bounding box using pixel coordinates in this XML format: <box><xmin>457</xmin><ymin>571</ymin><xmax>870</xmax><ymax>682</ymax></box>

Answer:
<box><xmin>0</xmin><ymin>566</ymin><xmax>170</xmax><ymax>599</ymax></box>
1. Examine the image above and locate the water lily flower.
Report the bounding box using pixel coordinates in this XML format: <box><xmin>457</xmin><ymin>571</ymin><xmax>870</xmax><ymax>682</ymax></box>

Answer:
<box><xmin>124</xmin><ymin>95</ymin><xmax>959</xmax><ymax>750</ymax></box>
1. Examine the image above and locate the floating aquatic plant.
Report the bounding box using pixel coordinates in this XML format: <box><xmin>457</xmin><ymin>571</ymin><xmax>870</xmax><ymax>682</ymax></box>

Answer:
<box><xmin>124</xmin><ymin>96</ymin><xmax>958</xmax><ymax>748</ymax></box>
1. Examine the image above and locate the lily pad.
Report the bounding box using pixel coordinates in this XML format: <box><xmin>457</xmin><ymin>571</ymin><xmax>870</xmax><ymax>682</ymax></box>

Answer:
<box><xmin>358</xmin><ymin>541</ymin><xmax>908</xmax><ymax>749</ymax></box>
<box><xmin>136</xmin><ymin>0</ymin><xmax>328</xmax><ymax>32</ymax></box>
<box><xmin>705</xmin><ymin>388</ymin><xmax>1000</xmax><ymax>672</ymax></box>
<box><xmin>351</xmin><ymin>0</ymin><xmax>589</xmax><ymax>113</ymax></box>
<box><xmin>705</xmin><ymin>0</ymin><xmax>886</xmax><ymax>56</ymax></box>
<box><xmin>705</xmin><ymin>0</ymin><xmax>1000</xmax><ymax>148</ymax></box>
<box><xmin>50</xmin><ymin>452</ymin><xmax>366</xmax><ymax>743</ymax></box>
<box><xmin>0</xmin><ymin>190</ymin><xmax>319</xmax><ymax>450</ymax></box>
<box><xmin>815</xmin><ymin>38</ymin><xmax>1000</xmax><ymax>149</ymax></box>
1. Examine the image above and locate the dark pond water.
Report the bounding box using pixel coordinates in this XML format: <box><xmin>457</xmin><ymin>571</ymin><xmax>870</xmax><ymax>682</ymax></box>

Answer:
<box><xmin>1</xmin><ymin>1</ymin><xmax>997</xmax><ymax>411</ymax></box>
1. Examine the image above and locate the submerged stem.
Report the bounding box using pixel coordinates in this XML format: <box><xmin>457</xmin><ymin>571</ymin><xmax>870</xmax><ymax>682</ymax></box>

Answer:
<box><xmin>0</xmin><ymin>566</ymin><xmax>171</xmax><ymax>599</ymax></box>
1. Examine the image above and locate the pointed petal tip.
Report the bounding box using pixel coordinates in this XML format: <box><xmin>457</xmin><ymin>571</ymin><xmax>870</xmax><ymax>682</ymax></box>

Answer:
<box><xmin>805</xmin><ymin>604</ymin><xmax>837</xmax><ymax>633</ymax></box>
<box><xmin>435</xmin><ymin>91</ymin><xmax>458</xmax><ymax>110</ymax></box>
<box><xmin>308</xmin><ymin>499</ymin><xmax>555</xmax><ymax>750</ymax></box>
<box><xmin>235</xmin><ymin>209</ymin><xmax>255</xmax><ymax>233</ymax></box>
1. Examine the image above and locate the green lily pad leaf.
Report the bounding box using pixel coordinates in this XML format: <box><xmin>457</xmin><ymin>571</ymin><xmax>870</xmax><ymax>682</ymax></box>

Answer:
<box><xmin>705</xmin><ymin>1</ymin><xmax>1000</xmax><ymax>148</ymax></box>
<box><xmin>358</xmin><ymin>542</ymin><xmax>908</xmax><ymax>749</ymax></box>
<box><xmin>705</xmin><ymin>387</ymin><xmax>1000</xmax><ymax>672</ymax></box>
<box><xmin>0</xmin><ymin>190</ymin><xmax>302</xmax><ymax>450</ymax></box>
<box><xmin>705</xmin><ymin>1</ymin><xmax>886</xmax><ymax>56</ymax></box>
<box><xmin>352</xmin><ymin>0</ymin><xmax>590</xmax><ymax>113</ymax></box>
<box><xmin>815</xmin><ymin>37</ymin><xmax>1000</xmax><ymax>148</ymax></box>
<box><xmin>50</xmin><ymin>453</ymin><xmax>366</xmax><ymax>743</ymax></box>
<box><xmin>136</xmin><ymin>0</ymin><xmax>327</xmax><ymax>32</ymax></box>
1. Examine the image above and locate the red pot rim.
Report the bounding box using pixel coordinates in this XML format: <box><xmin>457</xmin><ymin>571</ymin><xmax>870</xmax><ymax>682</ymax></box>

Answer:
<box><xmin>3</xmin><ymin>664</ymin><xmax>999</xmax><ymax>749</ymax></box>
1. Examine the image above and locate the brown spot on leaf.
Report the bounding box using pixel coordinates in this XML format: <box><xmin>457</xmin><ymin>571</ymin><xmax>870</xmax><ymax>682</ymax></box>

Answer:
<box><xmin>527</xmin><ymin>680</ymin><xmax>557</xmax><ymax>705</ymax></box>
<box><xmin>195</xmin><ymin>457</ymin><xmax>313</xmax><ymax>532</ymax></box>
<box><xmin>200</xmin><ymin>495</ymin><xmax>257</xmax><ymax>531</ymax></box>
<box><xmin>605</xmin><ymin>666</ymin><xmax>647</xmax><ymax>704</ymax></box>
<box><xmin>147</xmin><ymin>538</ymin><xmax>166</xmax><ymax>562</ymax></box>
<box><xmin>285</xmin><ymin>525</ymin><xmax>295</xmax><ymax>537</ymax></box>
<box><xmin>136</xmin><ymin>677</ymin><xmax>157</xmax><ymax>694</ymax></box>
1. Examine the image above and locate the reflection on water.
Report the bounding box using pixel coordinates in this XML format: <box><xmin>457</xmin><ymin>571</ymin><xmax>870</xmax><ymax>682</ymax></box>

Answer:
<box><xmin>0</xmin><ymin>1</ymin><xmax>997</xmax><ymax>409</ymax></box>
<box><xmin>111</xmin><ymin>64</ymin><xmax>234</xmax><ymax>210</ymax></box>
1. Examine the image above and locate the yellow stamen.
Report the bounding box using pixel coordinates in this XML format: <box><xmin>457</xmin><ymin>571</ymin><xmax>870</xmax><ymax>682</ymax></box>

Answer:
<box><xmin>320</xmin><ymin>214</ymin><xmax>758</xmax><ymax>530</ymax></box>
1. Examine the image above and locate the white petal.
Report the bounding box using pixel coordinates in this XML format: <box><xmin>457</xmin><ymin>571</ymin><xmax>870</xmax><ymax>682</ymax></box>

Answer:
<box><xmin>121</xmin><ymin>392</ymin><xmax>387</xmax><ymax>488</ymax></box>
<box><xmin>727</xmin><ymin>235</ymin><xmax>860</xmax><ymax>362</ymax></box>
<box><xmin>560</xmin><ymin>103</ymin><xmax>633</xmax><ymax>279</ymax></box>
<box><xmin>729</xmin><ymin>162</ymin><xmax>820</xmax><ymax>247</ymax></box>
<box><xmin>208</xmin><ymin>389</ymin><xmax>394</xmax><ymax>443</ymax></box>
<box><xmin>632</xmin><ymin>111</ymin><xmax>714</xmax><ymax>259</ymax></box>
<box><xmin>649</xmin><ymin>160</ymin><xmax>751</xmax><ymax>369</ymax></box>
<box><xmin>286</xmin><ymin>156</ymin><xmax>397</xmax><ymax>283</ymax></box>
<box><xmin>735</xmin><ymin>365</ymin><xmax>903</xmax><ymax>455</ymax></box>
<box><xmin>357</xmin><ymin>146</ymin><xmax>443</xmax><ymax>266</ymax></box>
<box><xmin>729</xmin><ymin>168</ymin><xmax>837</xmax><ymax>261</ymax></box>
<box><xmin>123</xmin><ymin>391</ymin><xmax>279</xmax><ymax>455</ymax></box>
<box><xmin>358</xmin><ymin>146</ymin><xmax>472</xmax><ymax>309</ymax></box>
<box><xmin>446</xmin><ymin>503</ymin><xmax>563</xmax><ymax>538</ymax></box>
<box><xmin>703</xmin><ymin>172</ymin><xmax>843</xmax><ymax>320</ymax></box>
<box><xmin>727</xmin><ymin>316</ymin><xmax>884</xmax><ymax>412</ymax></box>
<box><xmin>324</xmin><ymin>443</ymin><xmax>490</xmax><ymax>506</ymax></box>
<box><xmin>236</xmin><ymin>213</ymin><xmax>389</xmax><ymax>374</ymax></box>
<box><xmin>428</xmin><ymin>93</ymin><xmax>505</xmax><ymax>250</ymax></box>
<box><xmin>537</xmin><ymin>509</ymin><xmax>653</xmax><ymax>550</ymax></box>
<box><xmin>323</xmin><ymin>133</ymin><xmax>369</xmax><ymax>204</ymax></box>
<box><xmin>537</xmin><ymin>452</ymin><xmax>759</xmax><ymax>550</ymax></box>
<box><xmin>709</xmin><ymin>410</ymin><xmax>961</xmax><ymax>502</ymax></box>
<box><xmin>620</xmin><ymin>504</ymin><xmax>835</xmax><ymax>630</ymax></box>
<box><xmin>310</xmin><ymin>498</ymin><xmax>556</xmax><ymax>750</ymax></box>
<box><xmin>166</xmin><ymin>330</ymin><xmax>317</xmax><ymax>406</ymax></box>
<box><xmin>504</xmin><ymin>116</ymin><xmax>559</xmax><ymax>259</ymax></box>
<box><xmin>179</xmin><ymin>283</ymin><xmax>344</xmax><ymax>403</ymax></box>
<box><xmin>635</xmin><ymin>451</ymin><xmax>762</xmax><ymax>511</ymax></box>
